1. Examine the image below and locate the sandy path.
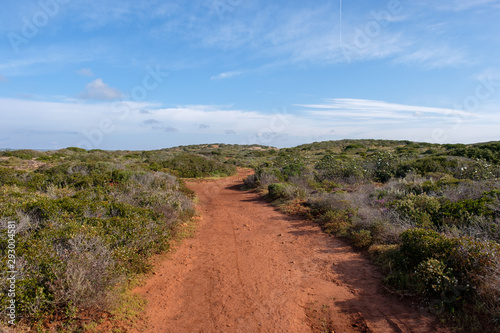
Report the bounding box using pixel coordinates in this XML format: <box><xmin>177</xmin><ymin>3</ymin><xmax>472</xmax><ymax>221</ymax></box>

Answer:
<box><xmin>134</xmin><ymin>169</ymin><xmax>447</xmax><ymax>333</ymax></box>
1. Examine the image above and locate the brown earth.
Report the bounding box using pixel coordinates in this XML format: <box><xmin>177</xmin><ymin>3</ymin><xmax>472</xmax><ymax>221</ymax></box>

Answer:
<box><xmin>133</xmin><ymin>169</ymin><xmax>449</xmax><ymax>333</ymax></box>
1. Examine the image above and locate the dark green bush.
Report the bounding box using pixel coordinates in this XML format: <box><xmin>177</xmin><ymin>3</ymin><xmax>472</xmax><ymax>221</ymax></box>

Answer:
<box><xmin>315</xmin><ymin>155</ymin><xmax>367</xmax><ymax>183</ymax></box>
<box><xmin>392</xmin><ymin>194</ymin><xmax>441</xmax><ymax>227</ymax></box>
<box><xmin>415</xmin><ymin>258</ymin><xmax>458</xmax><ymax>296</ymax></box>
<box><xmin>66</xmin><ymin>147</ymin><xmax>87</xmax><ymax>153</ymax></box>
<box><xmin>449</xmin><ymin>146</ymin><xmax>500</xmax><ymax>164</ymax></box>
<box><xmin>399</xmin><ymin>228</ymin><xmax>457</xmax><ymax>269</ymax></box>
<box><xmin>317</xmin><ymin>210</ymin><xmax>353</xmax><ymax>236</ymax></box>
<box><xmin>267</xmin><ymin>183</ymin><xmax>305</xmax><ymax>201</ymax></box>
<box><xmin>448</xmin><ymin>238</ymin><xmax>500</xmax><ymax>283</ymax></box>
<box><xmin>349</xmin><ymin>229</ymin><xmax>373</xmax><ymax>249</ymax></box>
<box><xmin>161</xmin><ymin>153</ymin><xmax>236</xmax><ymax>178</ymax></box>
<box><xmin>371</xmin><ymin>152</ymin><xmax>399</xmax><ymax>182</ymax></box>
<box><xmin>280</xmin><ymin>162</ymin><xmax>306</xmax><ymax>181</ymax></box>
<box><xmin>440</xmin><ymin>197</ymin><xmax>493</xmax><ymax>226</ymax></box>
<box><xmin>267</xmin><ymin>183</ymin><xmax>286</xmax><ymax>200</ymax></box>
<box><xmin>411</xmin><ymin>156</ymin><xmax>459</xmax><ymax>176</ymax></box>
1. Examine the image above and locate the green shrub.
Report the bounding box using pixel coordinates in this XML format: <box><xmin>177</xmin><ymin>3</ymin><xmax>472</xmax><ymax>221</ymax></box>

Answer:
<box><xmin>455</xmin><ymin>159</ymin><xmax>500</xmax><ymax>180</ymax></box>
<box><xmin>344</xmin><ymin>143</ymin><xmax>365</xmax><ymax>151</ymax></box>
<box><xmin>66</xmin><ymin>147</ymin><xmax>87</xmax><ymax>153</ymax></box>
<box><xmin>449</xmin><ymin>146</ymin><xmax>500</xmax><ymax>164</ymax></box>
<box><xmin>315</xmin><ymin>155</ymin><xmax>367</xmax><ymax>183</ymax></box>
<box><xmin>0</xmin><ymin>168</ymin><xmax>24</xmax><ymax>186</ymax></box>
<box><xmin>403</xmin><ymin>177</ymin><xmax>460</xmax><ymax>196</ymax></box>
<box><xmin>280</xmin><ymin>163</ymin><xmax>306</xmax><ymax>181</ymax></box>
<box><xmin>244</xmin><ymin>168</ymin><xmax>280</xmax><ymax>188</ymax></box>
<box><xmin>368</xmin><ymin>244</ymin><xmax>400</xmax><ymax>268</ymax></box>
<box><xmin>371</xmin><ymin>152</ymin><xmax>399</xmax><ymax>182</ymax></box>
<box><xmin>317</xmin><ymin>210</ymin><xmax>352</xmax><ymax>236</ymax></box>
<box><xmin>161</xmin><ymin>153</ymin><xmax>236</xmax><ymax>178</ymax></box>
<box><xmin>399</xmin><ymin>228</ymin><xmax>456</xmax><ymax>269</ymax></box>
<box><xmin>268</xmin><ymin>183</ymin><xmax>288</xmax><ymax>200</ymax></box>
<box><xmin>416</xmin><ymin>258</ymin><xmax>458</xmax><ymax>296</ymax></box>
<box><xmin>440</xmin><ymin>197</ymin><xmax>493</xmax><ymax>226</ymax></box>
<box><xmin>267</xmin><ymin>183</ymin><xmax>304</xmax><ymax>201</ymax></box>
<box><xmin>448</xmin><ymin>238</ymin><xmax>500</xmax><ymax>283</ymax></box>
<box><xmin>410</xmin><ymin>156</ymin><xmax>459</xmax><ymax>176</ymax></box>
<box><xmin>349</xmin><ymin>229</ymin><xmax>373</xmax><ymax>249</ymax></box>
<box><xmin>392</xmin><ymin>194</ymin><xmax>441</xmax><ymax>227</ymax></box>
<box><xmin>307</xmin><ymin>194</ymin><xmax>354</xmax><ymax>217</ymax></box>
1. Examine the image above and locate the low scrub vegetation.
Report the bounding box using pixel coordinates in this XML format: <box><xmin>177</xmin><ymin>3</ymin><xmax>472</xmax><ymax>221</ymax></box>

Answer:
<box><xmin>148</xmin><ymin>152</ymin><xmax>236</xmax><ymax>178</ymax></box>
<box><xmin>0</xmin><ymin>144</ymin><xmax>267</xmax><ymax>330</ymax></box>
<box><xmin>246</xmin><ymin>139</ymin><xmax>500</xmax><ymax>332</ymax></box>
<box><xmin>0</xmin><ymin>148</ymin><xmax>219</xmax><ymax>330</ymax></box>
<box><xmin>1</xmin><ymin>141</ymin><xmax>499</xmax><ymax>331</ymax></box>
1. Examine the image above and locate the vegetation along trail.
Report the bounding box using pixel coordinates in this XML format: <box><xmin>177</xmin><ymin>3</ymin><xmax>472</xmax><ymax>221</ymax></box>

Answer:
<box><xmin>135</xmin><ymin>169</ymin><xmax>447</xmax><ymax>333</ymax></box>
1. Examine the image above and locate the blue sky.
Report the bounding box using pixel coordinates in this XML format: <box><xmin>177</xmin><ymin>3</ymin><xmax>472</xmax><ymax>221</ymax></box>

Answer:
<box><xmin>1</xmin><ymin>0</ymin><xmax>500</xmax><ymax>150</ymax></box>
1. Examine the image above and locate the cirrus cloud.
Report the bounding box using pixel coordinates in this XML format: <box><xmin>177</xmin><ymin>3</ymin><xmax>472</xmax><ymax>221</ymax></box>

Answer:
<box><xmin>77</xmin><ymin>68</ymin><xmax>95</xmax><ymax>77</ymax></box>
<box><xmin>211</xmin><ymin>71</ymin><xmax>243</xmax><ymax>80</ymax></box>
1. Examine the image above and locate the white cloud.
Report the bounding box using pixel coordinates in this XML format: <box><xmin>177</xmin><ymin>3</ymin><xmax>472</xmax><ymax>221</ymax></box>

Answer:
<box><xmin>77</xmin><ymin>68</ymin><xmax>95</xmax><ymax>77</ymax></box>
<box><xmin>298</xmin><ymin>98</ymin><xmax>471</xmax><ymax>118</ymax></box>
<box><xmin>1</xmin><ymin>96</ymin><xmax>498</xmax><ymax>150</ymax></box>
<box><xmin>294</xmin><ymin>98</ymin><xmax>487</xmax><ymax>144</ymax></box>
<box><xmin>79</xmin><ymin>79</ymin><xmax>124</xmax><ymax>100</ymax></box>
<box><xmin>297</xmin><ymin>98</ymin><xmax>473</xmax><ymax>118</ymax></box>
<box><xmin>211</xmin><ymin>71</ymin><xmax>242</xmax><ymax>80</ymax></box>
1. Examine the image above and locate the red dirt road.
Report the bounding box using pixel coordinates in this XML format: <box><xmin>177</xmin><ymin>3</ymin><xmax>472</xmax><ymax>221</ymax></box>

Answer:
<box><xmin>134</xmin><ymin>169</ymin><xmax>447</xmax><ymax>333</ymax></box>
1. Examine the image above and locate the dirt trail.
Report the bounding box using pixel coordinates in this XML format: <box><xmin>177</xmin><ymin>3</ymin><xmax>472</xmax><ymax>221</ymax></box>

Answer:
<box><xmin>134</xmin><ymin>169</ymin><xmax>447</xmax><ymax>333</ymax></box>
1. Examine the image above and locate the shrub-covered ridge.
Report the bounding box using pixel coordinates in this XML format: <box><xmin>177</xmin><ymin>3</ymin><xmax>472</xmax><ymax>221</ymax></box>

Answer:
<box><xmin>246</xmin><ymin>139</ymin><xmax>500</xmax><ymax>332</ymax></box>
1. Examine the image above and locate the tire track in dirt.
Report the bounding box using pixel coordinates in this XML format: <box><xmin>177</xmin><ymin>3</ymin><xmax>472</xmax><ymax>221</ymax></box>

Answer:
<box><xmin>133</xmin><ymin>169</ymin><xmax>449</xmax><ymax>333</ymax></box>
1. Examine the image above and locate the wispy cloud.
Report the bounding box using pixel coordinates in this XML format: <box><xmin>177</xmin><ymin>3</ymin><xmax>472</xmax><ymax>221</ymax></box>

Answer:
<box><xmin>1</xmin><ymin>0</ymin><xmax>488</xmax><ymax>80</ymax></box>
<box><xmin>473</xmin><ymin>67</ymin><xmax>500</xmax><ymax>82</ymax></box>
<box><xmin>429</xmin><ymin>0</ymin><xmax>500</xmax><ymax>11</ymax></box>
<box><xmin>198</xmin><ymin>2</ymin><xmax>472</xmax><ymax>69</ymax></box>
<box><xmin>0</xmin><ymin>74</ymin><xmax>7</xmax><ymax>82</ymax></box>
<box><xmin>79</xmin><ymin>79</ymin><xmax>124</xmax><ymax>100</ymax></box>
<box><xmin>211</xmin><ymin>71</ymin><xmax>242</xmax><ymax>80</ymax></box>
<box><xmin>68</xmin><ymin>0</ymin><xmax>136</xmax><ymax>31</ymax></box>
<box><xmin>77</xmin><ymin>68</ymin><xmax>95</xmax><ymax>77</ymax></box>
<box><xmin>395</xmin><ymin>45</ymin><xmax>469</xmax><ymax>68</ymax></box>
<box><xmin>297</xmin><ymin>98</ymin><xmax>473</xmax><ymax>119</ymax></box>
<box><xmin>0</xmin><ymin>43</ymin><xmax>102</xmax><ymax>77</ymax></box>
